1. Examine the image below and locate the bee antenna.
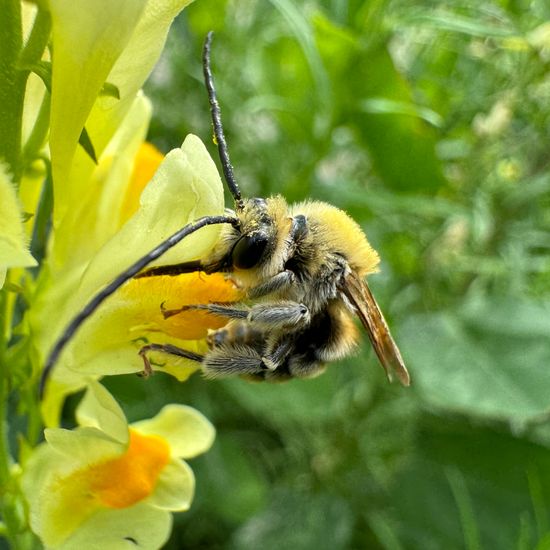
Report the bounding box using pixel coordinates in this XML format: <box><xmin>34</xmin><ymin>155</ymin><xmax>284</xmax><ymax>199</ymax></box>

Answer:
<box><xmin>39</xmin><ymin>214</ymin><xmax>237</xmax><ymax>399</ymax></box>
<box><xmin>203</xmin><ymin>31</ymin><xmax>244</xmax><ymax>211</ymax></box>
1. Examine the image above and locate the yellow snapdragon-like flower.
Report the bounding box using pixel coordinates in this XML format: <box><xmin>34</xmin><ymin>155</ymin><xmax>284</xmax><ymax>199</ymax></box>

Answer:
<box><xmin>46</xmin><ymin>0</ymin><xmax>195</xmax><ymax>229</ymax></box>
<box><xmin>23</xmin><ymin>380</ymin><xmax>215</xmax><ymax>550</ymax></box>
<box><xmin>34</xmin><ymin>128</ymin><xmax>242</xmax><ymax>427</ymax></box>
<box><xmin>20</xmin><ymin>0</ymin><xmax>241</xmax><ymax>428</ymax></box>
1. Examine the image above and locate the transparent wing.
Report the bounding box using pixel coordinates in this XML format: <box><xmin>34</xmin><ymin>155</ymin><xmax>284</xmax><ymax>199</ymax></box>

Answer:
<box><xmin>341</xmin><ymin>273</ymin><xmax>410</xmax><ymax>386</ymax></box>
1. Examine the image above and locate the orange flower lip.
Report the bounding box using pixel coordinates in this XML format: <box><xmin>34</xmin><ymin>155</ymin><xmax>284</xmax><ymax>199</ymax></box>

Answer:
<box><xmin>122</xmin><ymin>271</ymin><xmax>244</xmax><ymax>340</ymax></box>
<box><xmin>59</xmin><ymin>429</ymin><xmax>170</xmax><ymax>513</ymax></box>
<box><xmin>90</xmin><ymin>430</ymin><xmax>171</xmax><ymax>509</ymax></box>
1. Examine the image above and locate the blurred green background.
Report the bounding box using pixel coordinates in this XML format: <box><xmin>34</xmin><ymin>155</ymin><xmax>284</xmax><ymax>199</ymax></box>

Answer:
<box><xmin>105</xmin><ymin>0</ymin><xmax>550</xmax><ymax>548</ymax></box>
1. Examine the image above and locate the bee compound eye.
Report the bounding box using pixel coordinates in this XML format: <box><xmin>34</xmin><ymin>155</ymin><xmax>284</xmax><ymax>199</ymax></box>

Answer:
<box><xmin>231</xmin><ymin>232</ymin><xmax>269</xmax><ymax>269</ymax></box>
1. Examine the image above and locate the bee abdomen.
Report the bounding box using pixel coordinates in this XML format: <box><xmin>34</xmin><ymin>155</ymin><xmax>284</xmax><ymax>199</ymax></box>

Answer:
<box><xmin>207</xmin><ymin>321</ymin><xmax>264</xmax><ymax>349</ymax></box>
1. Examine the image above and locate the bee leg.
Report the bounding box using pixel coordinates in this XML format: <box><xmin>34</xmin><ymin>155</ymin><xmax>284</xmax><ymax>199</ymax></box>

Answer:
<box><xmin>247</xmin><ymin>270</ymin><xmax>296</xmax><ymax>299</ymax></box>
<box><xmin>262</xmin><ymin>335</ymin><xmax>295</xmax><ymax>371</ymax></box>
<box><xmin>202</xmin><ymin>344</ymin><xmax>265</xmax><ymax>378</ymax></box>
<box><xmin>138</xmin><ymin>343</ymin><xmax>203</xmax><ymax>377</ymax></box>
<box><xmin>248</xmin><ymin>301</ymin><xmax>310</xmax><ymax>329</ymax></box>
<box><xmin>162</xmin><ymin>302</ymin><xmax>250</xmax><ymax>320</ymax></box>
<box><xmin>164</xmin><ymin>301</ymin><xmax>310</xmax><ymax>330</ymax></box>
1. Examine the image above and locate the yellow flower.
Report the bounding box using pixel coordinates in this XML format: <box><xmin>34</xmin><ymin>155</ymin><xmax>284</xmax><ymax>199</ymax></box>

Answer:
<box><xmin>22</xmin><ymin>380</ymin><xmax>215</xmax><ymax>549</ymax></box>
<box><xmin>34</xmin><ymin>129</ymin><xmax>242</xmax><ymax>427</ymax></box>
<box><xmin>46</xmin><ymin>0</ymin><xmax>195</xmax><ymax>230</ymax></box>
<box><xmin>21</xmin><ymin>0</ymin><xmax>242</xmax><ymax>426</ymax></box>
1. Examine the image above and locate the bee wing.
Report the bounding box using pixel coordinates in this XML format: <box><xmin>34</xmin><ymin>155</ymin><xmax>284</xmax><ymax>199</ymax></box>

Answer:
<box><xmin>342</xmin><ymin>274</ymin><xmax>410</xmax><ymax>386</ymax></box>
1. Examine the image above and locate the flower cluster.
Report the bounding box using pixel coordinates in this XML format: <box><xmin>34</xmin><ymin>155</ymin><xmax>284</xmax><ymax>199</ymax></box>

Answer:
<box><xmin>0</xmin><ymin>1</ymin><xmax>234</xmax><ymax>548</ymax></box>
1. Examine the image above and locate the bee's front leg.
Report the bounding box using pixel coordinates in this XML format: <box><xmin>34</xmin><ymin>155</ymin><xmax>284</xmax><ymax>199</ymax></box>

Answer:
<box><xmin>138</xmin><ymin>343</ymin><xmax>203</xmax><ymax>376</ymax></box>
<box><xmin>163</xmin><ymin>301</ymin><xmax>310</xmax><ymax>330</ymax></box>
<box><xmin>247</xmin><ymin>270</ymin><xmax>296</xmax><ymax>298</ymax></box>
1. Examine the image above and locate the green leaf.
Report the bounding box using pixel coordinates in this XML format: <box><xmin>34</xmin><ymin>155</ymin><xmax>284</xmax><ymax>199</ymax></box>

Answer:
<box><xmin>199</xmin><ymin>434</ymin><xmax>268</xmax><ymax>524</ymax></box>
<box><xmin>395</xmin><ymin>9</ymin><xmax>518</xmax><ymax>39</ymax></box>
<box><xmin>314</xmin><ymin>15</ymin><xmax>446</xmax><ymax>192</ymax></box>
<box><xmin>397</xmin><ymin>295</ymin><xmax>550</xmax><ymax>425</ymax></box>
<box><xmin>221</xmin><ymin>369</ymin><xmax>342</xmax><ymax>426</ymax></box>
<box><xmin>386</xmin><ymin>416</ymin><xmax>550</xmax><ymax>549</ymax></box>
<box><xmin>77</xmin><ymin>126</ymin><xmax>97</xmax><ymax>164</ymax></box>
<box><xmin>233</xmin><ymin>489</ymin><xmax>353</xmax><ymax>550</ymax></box>
<box><xmin>360</xmin><ymin>97</ymin><xmax>444</xmax><ymax>128</ymax></box>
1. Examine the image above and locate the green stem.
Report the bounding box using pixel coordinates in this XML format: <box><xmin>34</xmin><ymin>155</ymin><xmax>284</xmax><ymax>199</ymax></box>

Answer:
<box><xmin>18</xmin><ymin>9</ymin><xmax>51</xmax><ymax>71</ymax></box>
<box><xmin>0</xmin><ymin>289</ymin><xmax>16</xmax><ymax>548</ymax></box>
<box><xmin>0</xmin><ymin>0</ymin><xmax>23</xmax><ymax>181</ymax></box>
<box><xmin>0</xmin><ymin>9</ymin><xmax>51</xmax><ymax>545</ymax></box>
<box><xmin>0</xmin><ymin>3</ymin><xmax>50</xmax><ymax>183</ymax></box>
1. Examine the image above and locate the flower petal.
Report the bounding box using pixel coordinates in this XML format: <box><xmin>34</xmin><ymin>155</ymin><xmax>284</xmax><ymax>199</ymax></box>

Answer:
<box><xmin>56</xmin><ymin>503</ymin><xmax>172</xmax><ymax>550</ymax></box>
<box><xmin>132</xmin><ymin>404</ymin><xmax>215</xmax><ymax>459</ymax></box>
<box><xmin>47</xmin><ymin>0</ymin><xmax>148</xmax><ymax>224</ymax></box>
<box><xmin>77</xmin><ymin>133</ymin><xmax>225</xmax><ymax>302</ymax></box>
<box><xmin>83</xmin><ymin>0</ymin><xmax>196</xmax><ymax>170</ymax></box>
<box><xmin>23</xmin><ymin>441</ymin><xmax>172</xmax><ymax>549</ymax></box>
<box><xmin>75</xmin><ymin>381</ymin><xmax>129</xmax><ymax>444</ymax></box>
<box><xmin>42</xmin><ymin>135</ymin><xmax>226</xmax><ymax>388</ymax></box>
<box><xmin>44</xmin><ymin>426</ymin><xmax>124</xmax><ymax>466</ymax></box>
<box><xmin>146</xmin><ymin>459</ymin><xmax>195</xmax><ymax>511</ymax></box>
<box><xmin>52</xmin><ymin>93</ymin><xmax>153</xmax><ymax>271</ymax></box>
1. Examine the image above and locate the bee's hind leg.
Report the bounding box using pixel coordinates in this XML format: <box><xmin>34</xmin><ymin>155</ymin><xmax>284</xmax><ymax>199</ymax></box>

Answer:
<box><xmin>204</xmin><ymin>336</ymin><xmax>296</xmax><ymax>380</ymax></box>
<box><xmin>201</xmin><ymin>344</ymin><xmax>265</xmax><ymax>378</ymax></box>
<box><xmin>138</xmin><ymin>343</ymin><xmax>203</xmax><ymax>377</ymax></box>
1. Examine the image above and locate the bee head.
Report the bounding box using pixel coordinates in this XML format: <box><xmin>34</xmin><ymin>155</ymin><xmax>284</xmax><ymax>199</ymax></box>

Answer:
<box><xmin>230</xmin><ymin>197</ymin><xmax>279</xmax><ymax>270</ymax></box>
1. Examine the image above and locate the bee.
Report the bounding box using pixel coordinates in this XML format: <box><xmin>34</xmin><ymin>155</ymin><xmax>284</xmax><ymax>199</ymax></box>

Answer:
<box><xmin>39</xmin><ymin>32</ymin><xmax>409</xmax><ymax>395</ymax></box>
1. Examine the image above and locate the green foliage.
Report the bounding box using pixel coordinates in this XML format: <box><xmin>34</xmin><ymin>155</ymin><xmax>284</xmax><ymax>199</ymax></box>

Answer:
<box><xmin>127</xmin><ymin>0</ymin><xmax>550</xmax><ymax>547</ymax></box>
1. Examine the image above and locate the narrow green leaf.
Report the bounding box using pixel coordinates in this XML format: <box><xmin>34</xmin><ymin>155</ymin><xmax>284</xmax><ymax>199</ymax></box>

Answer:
<box><xmin>78</xmin><ymin>126</ymin><xmax>98</xmax><ymax>164</ymax></box>
<box><xmin>360</xmin><ymin>97</ymin><xmax>444</xmax><ymax>128</ymax></box>
<box><xmin>446</xmin><ymin>467</ymin><xmax>482</xmax><ymax>550</ymax></box>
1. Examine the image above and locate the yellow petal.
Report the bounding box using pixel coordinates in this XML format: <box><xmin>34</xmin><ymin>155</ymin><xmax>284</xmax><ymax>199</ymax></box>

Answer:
<box><xmin>56</xmin><ymin>502</ymin><xmax>171</xmax><ymax>550</ymax></box>
<box><xmin>82</xmin><ymin>0</ymin><xmax>196</xmax><ymax>166</ymax></box>
<box><xmin>121</xmin><ymin>272</ymin><xmax>242</xmax><ymax>340</ymax></box>
<box><xmin>146</xmin><ymin>459</ymin><xmax>195</xmax><ymax>511</ymax></box>
<box><xmin>44</xmin><ymin>427</ymin><xmax>123</xmax><ymax>464</ymax></box>
<box><xmin>47</xmin><ymin>0</ymin><xmax>148</xmax><ymax>225</ymax></box>
<box><xmin>48</xmin><ymin>135</ymin><xmax>228</xmax><ymax>373</ymax></box>
<box><xmin>38</xmin><ymin>135</ymin><xmax>227</xmax><ymax>418</ymax></box>
<box><xmin>56</xmin><ymin>272</ymin><xmax>240</xmax><ymax>384</ymax></box>
<box><xmin>120</xmin><ymin>141</ymin><xmax>165</xmax><ymax>224</ymax></box>
<box><xmin>88</xmin><ymin>429</ymin><xmax>170</xmax><ymax>509</ymax></box>
<box><xmin>74</xmin><ymin>134</ymin><xmax>225</xmax><ymax>306</ymax></box>
<box><xmin>75</xmin><ymin>381</ymin><xmax>129</xmax><ymax>444</ymax></box>
<box><xmin>32</xmin><ymin>429</ymin><xmax>170</xmax><ymax>547</ymax></box>
<box><xmin>132</xmin><ymin>403</ymin><xmax>215</xmax><ymax>459</ymax></box>
<box><xmin>51</xmin><ymin>87</ymin><xmax>153</xmax><ymax>272</ymax></box>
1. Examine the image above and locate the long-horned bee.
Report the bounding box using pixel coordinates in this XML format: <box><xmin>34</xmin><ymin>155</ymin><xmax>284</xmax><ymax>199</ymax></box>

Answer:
<box><xmin>40</xmin><ymin>32</ymin><xmax>409</xmax><ymax>395</ymax></box>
